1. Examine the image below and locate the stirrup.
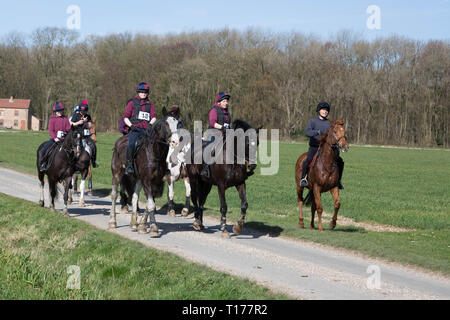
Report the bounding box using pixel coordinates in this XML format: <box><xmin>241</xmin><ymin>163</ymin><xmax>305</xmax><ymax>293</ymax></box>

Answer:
<box><xmin>125</xmin><ymin>164</ymin><xmax>134</xmax><ymax>175</ymax></box>
<box><xmin>338</xmin><ymin>182</ymin><xmax>344</xmax><ymax>190</ymax></box>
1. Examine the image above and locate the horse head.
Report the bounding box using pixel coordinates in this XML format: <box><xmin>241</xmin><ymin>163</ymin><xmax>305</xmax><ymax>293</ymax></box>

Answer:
<box><xmin>326</xmin><ymin>119</ymin><xmax>349</xmax><ymax>152</ymax></box>
<box><xmin>65</xmin><ymin>126</ymin><xmax>83</xmax><ymax>159</ymax></box>
<box><xmin>231</xmin><ymin>119</ymin><xmax>260</xmax><ymax>172</ymax></box>
<box><xmin>155</xmin><ymin>107</ymin><xmax>181</xmax><ymax>147</ymax></box>
<box><xmin>89</xmin><ymin>117</ymin><xmax>97</xmax><ymax>143</ymax></box>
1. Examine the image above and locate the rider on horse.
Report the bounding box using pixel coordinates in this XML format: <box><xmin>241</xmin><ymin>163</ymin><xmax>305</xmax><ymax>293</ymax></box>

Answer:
<box><xmin>38</xmin><ymin>102</ymin><xmax>71</xmax><ymax>172</ymax></box>
<box><xmin>299</xmin><ymin>102</ymin><xmax>344</xmax><ymax>189</ymax></box>
<box><xmin>123</xmin><ymin>82</ymin><xmax>157</xmax><ymax>175</ymax></box>
<box><xmin>200</xmin><ymin>92</ymin><xmax>231</xmax><ymax>179</ymax></box>
<box><xmin>69</xmin><ymin>100</ymin><xmax>99</xmax><ymax>168</ymax></box>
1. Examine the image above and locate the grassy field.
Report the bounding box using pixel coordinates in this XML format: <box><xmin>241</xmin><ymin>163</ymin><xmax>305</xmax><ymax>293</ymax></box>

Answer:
<box><xmin>0</xmin><ymin>193</ymin><xmax>287</xmax><ymax>299</ymax></box>
<box><xmin>0</xmin><ymin>130</ymin><xmax>449</xmax><ymax>275</ymax></box>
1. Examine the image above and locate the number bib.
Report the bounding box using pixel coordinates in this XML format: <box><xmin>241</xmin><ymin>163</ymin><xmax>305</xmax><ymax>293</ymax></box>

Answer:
<box><xmin>83</xmin><ymin>129</ymin><xmax>90</xmax><ymax>136</ymax></box>
<box><xmin>57</xmin><ymin>131</ymin><xmax>65</xmax><ymax>139</ymax></box>
<box><xmin>138</xmin><ymin>111</ymin><xmax>150</xmax><ymax>121</ymax></box>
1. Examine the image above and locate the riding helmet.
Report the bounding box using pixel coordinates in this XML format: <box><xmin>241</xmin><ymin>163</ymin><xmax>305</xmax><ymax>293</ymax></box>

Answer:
<box><xmin>53</xmin><ymin>102</ymin><xmax>64</xmax><ymax>112</ymax></box>
<box><xmin>216</xmin><ymin>92</ymin><xmax>230</xmax><ymax>102</ymax></box>
<box><xmin>79</xmin><ymin>100</ymin><xmax>89</xmax><ymax>113</ymax></box>
<box><xmin>136</xmin><ymin>82</ymin><xmax>150</xmax><ymax>94</ymax></box>
<box><xmin>316</xmin><ymin>102</ymin><xmax>330</xmax><ymax>113</ymax></box>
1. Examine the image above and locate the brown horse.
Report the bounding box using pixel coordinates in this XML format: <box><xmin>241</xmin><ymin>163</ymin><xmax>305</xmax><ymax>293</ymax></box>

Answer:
<box><xmin>186</xmin><ymin>120</ymin><xmax>260</xmax><ymax>238</ymax></box>
<box><xmin>109</xmin><ymin>107</ymin><xmax>180</xmax><ymax>236</ymax></box>
<box><xmin>37</xmin><ymin>127</ymin><xmax>82</xmax><ymax>215</ymax></box>
<box><xmin>69</xmin><ymin>119</ymin><xmax>97</xmax><ymax>206</ymax></box>
<box><xmin>295</xmin><ymin>119</ymin><xmax>349</xmax><ymax>231</ymax></box>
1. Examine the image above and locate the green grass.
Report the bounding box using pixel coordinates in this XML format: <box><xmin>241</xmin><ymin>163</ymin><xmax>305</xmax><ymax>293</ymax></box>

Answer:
<box><xmin>0</xmin><ymin>193</ymin><xmax>287</xmax><ymax>299</ymax></box>
<box><xmin>1</xmin><ymin>130</ymin><xmax>449</xmax><ymax>275</ymax></box>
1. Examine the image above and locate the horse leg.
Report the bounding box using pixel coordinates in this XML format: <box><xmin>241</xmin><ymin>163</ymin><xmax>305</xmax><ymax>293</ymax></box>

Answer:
<box><xmin>140</xmin><ymin>186</ymin><xmax>159</xmax><ymax>237</ymax></box>
<box><xmin>79</xmin><ymin>170</ymin><xmax>88</xmax><ymax>207</ymax></box>
<box><xmin>130</xmin><ymin>180</ymin><xmax>142</xmax><ymax>231</ymax></box>
<box><xmin>68</xmin><ymin>175</ymin><xmax>75</xmax><ymax>204</ymax></box>
<box><xmin>191</xmin><ymin>181</ymin><xmax>203</xmax><ymax>231</ymax></box>
<box><xmin>218</xmin><ymin>185</ymin><xmax>230</xmax><ymax>239</ymax></box>
<box><xmin>49</xmin><ymin>178</ymin><xmax>57</xmax><ymax>212</ymax></box>
<box><xmin>38</xmin><ymin>172</ymin><xmax>45</xmax><ymax>207</ymax></box>
<box><xmin>167</xmin><ymin>177</ymin><xmax>176</xmax><ymax>217</ymax></box>
<box><xmin>119</xmin><ymin>182</ymin><xmax>129</xmax><ymax>214</ymax></box>
<box><xmin>313</xmin><ymin>185</ymin><xmax>324</xmax><ymax>232</ymax></box>
<box><xmin>109</xmin><ymin>182</ymin><xmax>118</xmax><ymax>228</ymax></box>
<box><xmin>88</xmin><ymin>166</ymin><xmax>93</xmax><ymax>193</ymax></box>
<box><xmin>297</xmin><ymin>184</ymin><xmax>305</xmax><ymax>228</ymax></box>
<box><xmin>329</xmin><ymin>187</ymin><xmax>340</xmax><ymax>230</ymax></box>
<box><xmin>182</xmin><ymin>177</ymin><xmax>191</xmax><ymax>217</ymax></box>
<box><xmin>73</xmin><ymin>173</ymin><xmax>78</xmax><ymax>193</ymax></box>
<box><xmin>232</xmin><ymin>183</ymin><xmax>247</xmax><ymax>236</ymax></box>
<box><xmin>62</xmin><ymin>176</ymin><xmax>72</xmax><ymax>216</ymax></box>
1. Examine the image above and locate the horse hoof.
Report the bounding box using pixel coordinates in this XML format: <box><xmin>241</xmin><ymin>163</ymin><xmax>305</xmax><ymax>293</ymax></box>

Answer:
<box><xmin>298</xmin><ymin>223</ymin><xmax>305</xmax><ymax>228</ymax></box>
<box><xmin>181</xmin><ymin>208</ymin><xmax>189</xmax><ymax>217</ymax></box>
<box><xmin>130</xmin><ymin>224</ymin><xmax>138</xmax><ymax>231</ymax></box>
<box><xmin>193</xmin><ymin>220</ymin><xmax>204</xmax><ymax>231</ymax></box>
<box><xmin>79</xmin><ymin>200</ymin><xmax>85</xmax><ymax>207</ymax></box>
<box><xmin>330</xmin><ymin>221</ymin><xmax>337</xmax><ymax>230</ymax></box>
<box><xmin>108</xmin><ymin>221</ymin><xmax>117</xmax><ymax>229</ymax></box>
<box><xmin>68</xmin><ymin>198</ymin><xmax>72</xmax><ymax>205</ymax></box>
<box><xmin>38</xmin><ymin>200</ymin><xmax>44</xmax><ymax>207</ymax></box>
<box><xmin>149</xmin><ymin>224</ymin><xmax>159</xmax><ymax>237</ymax></box>
<box><xmin>168</xmin><ymin>209</ymin><xmax>176</xmax><ymax>217</ymax></box>
<box><xmin>62</xmin><ymin>208</ymin><xmax>69</xmax><ymax>216</ymax></box>
<box><xmin>138</xmin><ymin>225</ymin><xmax>148</xmax><ymax>234</ymax></box>
<box><xmin>50</xmin><ymin>206</ymin><xmax>56</xmax><ymax>212</ymax></box>
<box><xmin>221</xmin><ymin>230</ymin><xmax>231</xmax><ymax>239</ymax></box>
<box><xmin>232</xmin><ymin>223</ymin><xmax>243</xmax><ymax>236</ymax></box>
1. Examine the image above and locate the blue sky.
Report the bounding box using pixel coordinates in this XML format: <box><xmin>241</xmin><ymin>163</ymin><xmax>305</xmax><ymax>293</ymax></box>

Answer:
<box><xmin>0</xmin><ymin>0</ymin><xmax>449</xmax><ymax>41</ymax></box>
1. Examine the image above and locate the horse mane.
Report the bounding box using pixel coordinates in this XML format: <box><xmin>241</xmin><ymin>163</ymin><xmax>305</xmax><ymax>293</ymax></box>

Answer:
<box><xmin>232</xmin><ymin>119</ymin><xmax>253</xmax><ymax>131</ymax></box>
<box><xmin>317</xmin><ymin>119</ymin><xmax>345</xmax><ymax>145</ymax></box>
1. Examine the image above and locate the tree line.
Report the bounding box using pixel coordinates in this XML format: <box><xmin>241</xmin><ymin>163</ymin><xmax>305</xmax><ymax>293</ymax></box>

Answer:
<box><xmin>0</xmin><ymin>27</ymin><xmax>448</xmax><ymax>147</ymax></box>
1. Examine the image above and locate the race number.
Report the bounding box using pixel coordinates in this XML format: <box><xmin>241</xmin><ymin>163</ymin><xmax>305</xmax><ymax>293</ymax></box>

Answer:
<box><xmin>83</xmin><ymin>129</ymin><xmax>90</xmax><ymax>136</ymax></box>
<box><xmin>138</xmin><ymin>111</ymin><xmax>150</xmax><ymax>121</ymax></box>
<box><xmin>57</xmin><ymin>131</ymin><xmax>65</xmax><ymax>139</ymax></box>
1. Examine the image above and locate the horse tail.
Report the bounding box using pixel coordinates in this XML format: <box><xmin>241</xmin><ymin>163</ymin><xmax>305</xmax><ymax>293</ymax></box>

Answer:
<box><xmin>304</xmin><ymin>189</ymin><xmax>314</xmax><ymax>207</ymax></box>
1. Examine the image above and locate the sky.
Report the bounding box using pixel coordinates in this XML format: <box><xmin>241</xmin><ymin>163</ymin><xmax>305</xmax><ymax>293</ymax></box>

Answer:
<box><xmin>0</xmin><ymin>0</ymin><xmax>449</xmax><ymax>41</ymax></box>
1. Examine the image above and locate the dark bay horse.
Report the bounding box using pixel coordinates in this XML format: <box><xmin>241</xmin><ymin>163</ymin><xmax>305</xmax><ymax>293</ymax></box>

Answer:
<box><xmin>69</xmin><ymin>120</ymin><xmax>96</xmax><ymax>206</ymax></box>
<box><xmin>36</xmin><ymin>127</ymin><xmax>82</xmax><ymax>215</ymax></box>
<box><xmin>109</xmin><ymin>107</ymin><xmax>180</xmax><ymax>236</ymax></box>
<box><xmin>295</xmin><ymin>119</ymin><xmax>349</xmax><ymax>231</ymax></box>
<box><xmin>186</xmin><ymin>120</ymin><xmax>260</xmax><ymax>238</ymax></box>
<box><xmin>72</xmin><ymin>117</ymin><xmax>97</xmax><ymax>198</ymax></box>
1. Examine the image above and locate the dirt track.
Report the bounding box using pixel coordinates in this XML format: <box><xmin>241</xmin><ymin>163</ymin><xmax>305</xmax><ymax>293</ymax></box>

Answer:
<box><xmin>1</xmin><ymin>167</ymin><xmax>449</xmax><ymax>300</ymax></box>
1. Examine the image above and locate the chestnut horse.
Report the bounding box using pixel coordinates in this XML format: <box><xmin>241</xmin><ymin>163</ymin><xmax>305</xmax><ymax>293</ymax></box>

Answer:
<box><xmin>109</xmin><ymin>107</ymin><xmax>180</xmax><ymax>236</ymax></box>
<box><xmin>36</xmin><ymin>127</ymin><xmax>82</xmax><ymax>215</ymax></box>
<box><xmin>295</xmin><ymin>119</ymin><xmax>349</xmax><ymax>231</ymax></box>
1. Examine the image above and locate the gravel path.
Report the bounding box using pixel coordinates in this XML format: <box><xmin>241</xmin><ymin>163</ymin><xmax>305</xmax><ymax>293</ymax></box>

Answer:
<box><xmin>1</xmin><ymin>167</ymin><xmax>449</xmax><ymax>300</ymax></box>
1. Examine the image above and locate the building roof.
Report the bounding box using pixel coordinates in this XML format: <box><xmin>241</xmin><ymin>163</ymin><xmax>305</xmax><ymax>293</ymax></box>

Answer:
<box><xmin>0</xmin><ymin>98</ymin><xmax>31</xmax><ymax>109</ymax></box>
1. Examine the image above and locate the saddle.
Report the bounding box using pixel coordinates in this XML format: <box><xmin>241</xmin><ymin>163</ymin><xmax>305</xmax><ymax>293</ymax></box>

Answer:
<box><xmin>40</xmin><ymin>142</ymin><xmax>60</xmax><ymax>171</ymax></box>
<box><xmin>299</xmin><ymin>151</ymin><xmax>319</xmax><ymax>172</ymax></box>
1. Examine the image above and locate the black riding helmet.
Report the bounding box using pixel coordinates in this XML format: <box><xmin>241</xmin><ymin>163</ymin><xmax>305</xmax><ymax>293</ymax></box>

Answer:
<box><xmin>316</xmin><ymin>102</ymin><xmax>330</xmax><ymax>113</ymax></box>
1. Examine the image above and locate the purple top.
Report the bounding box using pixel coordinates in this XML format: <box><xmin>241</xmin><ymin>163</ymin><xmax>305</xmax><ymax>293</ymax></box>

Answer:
<box><xmin>48</xmin><ymin>114</ymin><xmax>71</xmax><ymax>140</ymax></box>
<box><xmin>123</xmin><ymin>96</ymin><xmax>157</xmax><ymax>129</ymax></box>
<box><xmin>208</xmin><ymin>106</ymin><xmax>230</xmax><ymax>128</ymax></box>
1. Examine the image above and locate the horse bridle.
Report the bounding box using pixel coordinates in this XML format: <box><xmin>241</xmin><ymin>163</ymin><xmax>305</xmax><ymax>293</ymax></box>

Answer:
<box><xmin>328</xmin><ymin>124</ymin><xmax>347</xmax><ymax>147</ymax></box>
